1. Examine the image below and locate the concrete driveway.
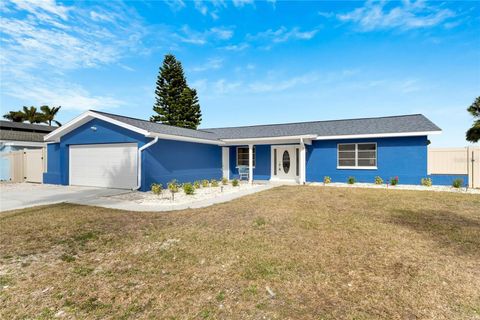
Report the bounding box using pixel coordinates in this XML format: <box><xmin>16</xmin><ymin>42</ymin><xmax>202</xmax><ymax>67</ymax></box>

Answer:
<box><xmin>0</xmin><ymin>183</ymin><xmax>128</xmax><ymax>212</ymax></box>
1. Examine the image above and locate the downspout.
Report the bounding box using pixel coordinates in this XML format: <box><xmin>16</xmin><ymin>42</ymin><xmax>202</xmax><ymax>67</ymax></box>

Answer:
<box><xmin>134</xmin><ymin>136</ymin><xmax>159</xmax><ymax>190</ymax></box>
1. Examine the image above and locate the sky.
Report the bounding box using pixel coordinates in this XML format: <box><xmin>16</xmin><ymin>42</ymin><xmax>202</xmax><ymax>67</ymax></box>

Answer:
<box><xmin>0</xmin><ymin>0</ymin><xmax>479</xmax><ymax>147</ymax></box>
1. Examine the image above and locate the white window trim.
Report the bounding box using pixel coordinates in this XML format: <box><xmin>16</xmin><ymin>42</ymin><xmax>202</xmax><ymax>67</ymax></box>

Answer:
<box><xmin>236</xmin><ymin>146</ymin><xmax>255</xmax><ymax>168</ymax></box>
<box><xmin>337</xmin><ymin>142</ymin><xmax>377</xmax><ymax>170</ymax></box>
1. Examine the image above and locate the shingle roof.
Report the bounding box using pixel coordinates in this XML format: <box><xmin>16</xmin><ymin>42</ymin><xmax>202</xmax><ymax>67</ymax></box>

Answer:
<box><xmin>92</xmin><ymin>110</ymin><xmax>220</xmax><ymax>142</ymax></box>
<box><xmin>0</xmin><ymin>130</ymin><xmax>47</xmax><ymax>142</ymax></box>
<box><xmin>90</xmin><ymin>111</ymin><xmax>441</xmax><ymax>141</ymax></box>
<box><xmin>0</xmin><ymin>120</ymin><xmax>57</xmax><ymax>132</ymax></box>
<box><xmin>202</xmin><ymin>114</ymin><xmax>441</xmax><ymax>139</ymax></box>
<box><xmin>0</xmin><ymin>121</ymin><xmax>57</xmax><ymax>142</ymax></box>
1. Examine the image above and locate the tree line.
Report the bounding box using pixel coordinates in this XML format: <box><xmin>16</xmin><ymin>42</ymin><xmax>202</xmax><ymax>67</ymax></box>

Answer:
<box><xmin>3</xmin><ymin>106</ymin><xmax>62</xmax><ymax>126</ymax></box>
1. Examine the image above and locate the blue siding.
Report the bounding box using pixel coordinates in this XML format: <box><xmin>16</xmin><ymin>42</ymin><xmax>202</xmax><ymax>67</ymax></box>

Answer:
<box><xmin>0</xmin><ymin>145</ymin><xmax>13</xmax><ymax>181</ymax></box>
<box><xmin>428</xmin><ymin>174</ymin><xmax>468</xmax><ymax>187</ymax></box>
<box><xmin>306</xmin><ymin>136</ymin><xmax>429</xmax><ymax>185</ymax></box>
<box><xmin>43</xmin><ymin>118</ymin><xmax>222</xmax><ymax>191</ymax></box>
<box><xmin>141</xmin><ymin>139</ymin><xmax>222</xmax><ymax>191</ymax></box>
<box><xmin>229</xmin><ymin>145</ymin><xmax>271</xmax><ymax>180</ymax></box>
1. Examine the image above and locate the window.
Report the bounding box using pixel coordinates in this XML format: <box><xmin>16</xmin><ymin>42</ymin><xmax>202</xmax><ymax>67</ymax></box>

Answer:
<box><xmin>338</xmin><ymin>143</ymin><xmax>377</xmax><ymax>168</ymax></box>
<box><xmin>237</xmin><ymin>146</ymin><xmax>255</xmax><ymax>167</ymax></box>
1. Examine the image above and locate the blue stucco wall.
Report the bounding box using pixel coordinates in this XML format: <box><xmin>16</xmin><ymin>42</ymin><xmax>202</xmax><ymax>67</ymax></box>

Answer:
<box><xmin>306</xmin><ymin>136</ymin><xmax>429</xmax><ymax>185</ymax></box>
<box><xmin>428</xmin><ymin>174</ymin><xmax>468</xmax><ymax>187</ymax></box>
<box><xmin>43</xmin><ymin>118</ymin><xmax>222</xmax><ymax>191</ymax></box>
<box><xmin>229</xmin><ymin>145</ymin><xmax>271</xmax><ymax>180</ymax></box>
<box><xmin>142</xmin><ymin>140</ymin><xmax>222</xmax><ymax>191</ymax></box>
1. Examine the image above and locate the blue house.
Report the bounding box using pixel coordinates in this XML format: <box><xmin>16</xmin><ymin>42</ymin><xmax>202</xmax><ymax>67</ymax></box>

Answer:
<box><xmin>43</xmin><ymin>110</ymin><xmax>442</xmax><ymax>191</ymax></box>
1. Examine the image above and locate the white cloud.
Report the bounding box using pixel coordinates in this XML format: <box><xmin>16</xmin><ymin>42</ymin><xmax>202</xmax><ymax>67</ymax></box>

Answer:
<box><xmin>232</xmin><ymin>0</ymin><xmax>254</xmax><ymax>8</ymax></box>
<box><xmin>222</xmin><ymin>43</ymin><xmax>249</xmax><ymax>51</ymax></box>
<box><xmin>249</xmin><ymin>26</ymin><xmax>318</xmax><ymax>44</ymax></box>
<box><xmin>1</xmin><ymin>0</ymin><xmax>148</xmax><ymax>110</ymax></box>
<box><xmin>337</xmin><ymin>0</ymin><xmax>456</xmax><ymax>31</ymax></box>
<box><xmin>248</xmin><ymin>73</ymin><xmax>318</xmax><ymax>93</ymax></box>
<box><xmin>192</xmin><ymin>58</ymin><xmax>224</xmax><ymax>72</ymax></box>
<box><xmin>164</xmin><ymin>0</ymin><xmax>186</xmax><ymax>12</ymax></box>
<box><xmin>177</xmin><ymin>26</ymin><xmax>234</xmax><ymax>45</ymax></box>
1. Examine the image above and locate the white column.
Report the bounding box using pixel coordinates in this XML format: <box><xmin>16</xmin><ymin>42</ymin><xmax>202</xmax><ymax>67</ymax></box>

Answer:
<box><xmin>300</xmin><ymin>139</ymin><xmax>306</xmax><ymax>184</ymax></box>
<box><xmin>222</xmin><ymin>147</ymin><xmax>229</xmax><ymax>180</ymax></box>
<box><xmin>248</xmin><ymin>144</ymin><xmax>253</xmax><ymax>184</ymax></box>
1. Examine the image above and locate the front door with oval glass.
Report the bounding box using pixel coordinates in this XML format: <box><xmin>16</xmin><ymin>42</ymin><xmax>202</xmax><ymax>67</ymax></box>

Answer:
<box><xmin>272</xmin><ymin>146</ymin><xmax>298</xmax><ymax>181</ymax></box>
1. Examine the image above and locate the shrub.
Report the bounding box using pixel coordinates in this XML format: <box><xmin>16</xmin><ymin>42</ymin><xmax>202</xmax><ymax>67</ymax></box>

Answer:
<box><xmin>374</xmin><ymin>176</ymin><xmax>383</xmax><ymax>185</ymax></box>
<box><xmin>167</xmin><ymin>179</ymin><xmax>179</xmax><ymax>193</ymax></box>
<box><xmin>193</xmin><ymin>181</ymin><xmax>201</xmax><ymax>189</ymax></box>
<box><xmin>201</xmin><ymin>179</ymin><xmax>210</xmax><ymax>188</ymax></box>
<box><xmin>390</xmin><ymin>176</ymin><xmax>399</xmax><ymax>186</ymax></box>
<box><xmin>323</xmin><ymin>176</ymin><xmax>331</xmax><ymax>184</ymax></box>
<box><xmin>421</xmin><ymin>177</ymin><xmax>432</xmax><ymax>187</ymax></box>
<box><xmin>183</xmin><ymin>183</ymin><xmax>195</xmax><ymax>195</ymax></box>
<box><xmin>151</xmin><ymin>183</ymin><xmax>162</xmax><ymax>195</ymax></box>
<box><xmin>347</xmin><ymin>176</ymin><xmax>355</xmax><ymax>184</ymax></box>
<box><xmin>452</xmin><ymin>178</ymin><xmax>463</xmax><ymax>188</ymax></box>
<box><xmin>232</xmin><ymin>179</ymin><xmax>239</xmax><ymax>187</ymax></box>
<box><xmin>221</xmin><ymin>177</ymin><xmax>228</xmax><ymax>185</ymax></box>
<box><xmin>210</xmin><ymin>179</ymin><xmax>219</xmax><ymax>187</ymax></box>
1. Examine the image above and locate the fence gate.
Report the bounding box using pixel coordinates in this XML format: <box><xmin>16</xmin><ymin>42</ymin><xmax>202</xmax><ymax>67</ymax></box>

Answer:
<box><xmin>24</xmin><ymin>149</ymin><xmax>44</xmax><ymax>183</ymax></box>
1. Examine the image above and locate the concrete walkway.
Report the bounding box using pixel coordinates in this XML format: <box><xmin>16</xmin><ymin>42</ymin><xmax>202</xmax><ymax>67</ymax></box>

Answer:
<box><xmin>0</xmin><ymin>182</ymin><xmax>277</xmax><ymax>212</ymax></box>
<box><xmin>72</xmin><ymin>183</ymin><xmax>276</xmax><ymax>212</ymax></box>
<box><xmin>0</xmin><ymin>183</ymin><xmax>127</xmax><ymax>212</ymax></box>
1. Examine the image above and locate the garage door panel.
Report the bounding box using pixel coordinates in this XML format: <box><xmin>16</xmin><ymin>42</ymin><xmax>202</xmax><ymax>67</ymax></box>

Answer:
<box><xmin>69</xmin><ymin>143</ymin><xmax>137</xmax><ymax>189</ymax></box>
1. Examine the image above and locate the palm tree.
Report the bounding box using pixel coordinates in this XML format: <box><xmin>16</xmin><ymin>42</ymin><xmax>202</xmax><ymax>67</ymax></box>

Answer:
<box><xmin>40</xmin><ymin>105</ymin><xmax>62</xmax><ymax>126</ymax></box>
<box><xmin>22</xmin><ymin>106</ymin><xmax>44</xmax><ymax>124</ymax></box>
<box><xmin>3</xmin><ymin>111</ymin><xmax>25</xmax><ymax>122</ymax></box>
<box><xmin>466</xmin><ymin>96</ymin><xmax>480</xmax><ymax>143</ymax></box>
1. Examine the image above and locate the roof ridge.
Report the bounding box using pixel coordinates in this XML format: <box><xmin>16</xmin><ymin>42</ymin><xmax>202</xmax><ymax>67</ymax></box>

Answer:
<box><xmin>201</xmin><ymin>114</ymin><xmax>425</xmax><ymax>130</ymax></box>
<box><xmin>90</xmin><ymin>110</ymin><xmax>217</xmax><ymax>136</ymax></box>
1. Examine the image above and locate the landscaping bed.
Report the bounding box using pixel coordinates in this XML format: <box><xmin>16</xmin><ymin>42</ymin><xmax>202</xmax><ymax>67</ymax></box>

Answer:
<box><xmin>107</xmin><ymin>180</ymin><xmax>265</xmax><ymax>206</ymax></box>
<box><xmin>311</xmin><ymin>181</ymin><xmax>480</xmax><ymax>194</ymax></box>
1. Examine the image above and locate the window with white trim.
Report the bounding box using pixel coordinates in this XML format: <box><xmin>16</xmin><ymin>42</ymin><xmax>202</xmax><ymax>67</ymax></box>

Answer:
<box><xmin>237</xmin><ymin>147</ymin><xmax>255</xmax><ymax>167</ymax></box>
<box><xmin>338</xmin><ymin>143</ymin><xmax>377</xmax><ymax>168</ymax></box>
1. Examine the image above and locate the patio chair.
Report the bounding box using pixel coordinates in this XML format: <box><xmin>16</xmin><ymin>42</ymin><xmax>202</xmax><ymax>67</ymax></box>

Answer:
<box><xmin>237</xmin><ymin>165</ymin><xmax>249</xmax><ymax>181</ymax></box>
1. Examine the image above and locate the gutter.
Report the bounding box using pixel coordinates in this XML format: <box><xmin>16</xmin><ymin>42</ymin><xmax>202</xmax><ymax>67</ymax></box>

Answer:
<box><xmin>135</xmin><ymin>136</ymin><xmax>159</xmax><ymax>190</ymax></box>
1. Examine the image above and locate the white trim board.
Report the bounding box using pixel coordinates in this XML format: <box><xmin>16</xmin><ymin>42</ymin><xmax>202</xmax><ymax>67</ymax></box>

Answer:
<box><xmin>316</xmin><ymin>131</ymin><xmax>441</xmax><ymax>140</ymax></box>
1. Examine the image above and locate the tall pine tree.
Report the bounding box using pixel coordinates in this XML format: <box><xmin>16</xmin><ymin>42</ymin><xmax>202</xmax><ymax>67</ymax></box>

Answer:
<box><xmin>151</xmin><ymin>54</ymin><xmax>202</xmax><ymax>129</ymax></box>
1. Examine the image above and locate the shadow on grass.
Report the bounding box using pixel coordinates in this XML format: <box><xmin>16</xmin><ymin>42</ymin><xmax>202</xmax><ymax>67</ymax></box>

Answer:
<box><xmin>389</xmin><ymin>209</ymin><xmax>480</xmax><ymax>257</ymax></box>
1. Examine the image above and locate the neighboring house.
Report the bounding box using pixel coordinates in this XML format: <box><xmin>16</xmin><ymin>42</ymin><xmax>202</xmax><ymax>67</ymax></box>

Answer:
<box><xmin>42</xmin><ymin>110</ymin><xmax>445</xmax><ymax>190</ymax></box>
<box><xmin>0</xmin><ymin>121</ymin><xmax>56</xmax><ymax>181</ymax></box>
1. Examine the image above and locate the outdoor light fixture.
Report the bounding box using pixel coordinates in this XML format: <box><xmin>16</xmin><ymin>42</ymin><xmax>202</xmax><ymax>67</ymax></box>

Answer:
<box><xmin>90</xmin><ymin>126</ymin><xmax>97</xmax><ymax>131</ymax></box>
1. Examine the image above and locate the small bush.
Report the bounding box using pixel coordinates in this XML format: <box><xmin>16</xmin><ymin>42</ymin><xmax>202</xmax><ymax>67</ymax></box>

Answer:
<box><xmin>201</xmin><ymin>179</ymin><xmax>210</xmax><ymax>188</ymax></box>
<box><xmin>168</xmin><ymin>179</ymin><xmax>179</xmax><ymax>193</ymax></box>
<box><xmin>347</xmin><ymin>176</ymin><xmax>355</xmax><ymax>184</ymax></box>
<box><xmin>390</xmin><ymin>176</ymin><xmax>399</xmax><ymax>186</ymax></box>
<box><xmin>452</xmin><ymin>178</ymin><xmax>463</xmax><ymax>188</ymax></box>
<box><xmin>323</xmin><ymin>176</ymin><xmax>331</xmax><ymax>184</ymax></box>
<box><xmin>374</xmin><ymin>176</ymin><xmax>383</xmax><ymax>185</ymax></box>
<box><xmin>183</xmin><ymin>183</ymin><xmax>195</xmax><ymax>195</ymax></box>
<box><xmin>232</xmin><ymin>179</ymin><xmax>239</xmax><ymax>187</ymax></box>
<box><xmin>421</xmin><ymin>177</ymin><xmax>432</xmax><ymax>187</ymax></box>
<box><xmin>210</xmin><ymin>179</ymin><xmax>219</xmax><ymax>187</ymax></box>
<box><xmin>151</xmin><ymin>183</ymin><xmax>162</xmax><ymax>195</ymax></box>
<box><xmin>193</xmin><ymin>181</ymin><xmax>201</xmax><ymax>189</ymax></box>
<box><xmin>221</xmin><ymin>177</ymin><xmax>228</xmax><ymax>185</ymax></box>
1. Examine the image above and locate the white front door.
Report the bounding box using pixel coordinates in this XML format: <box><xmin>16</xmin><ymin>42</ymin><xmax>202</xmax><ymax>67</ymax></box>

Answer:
<box><xmin>272</xmin><ymin>146</ymin><xmax>298</xmax><ymax>181</ymax></box>
<box><xmin>69</xmin><ymin>143</ymin><xmax>138</xmax><ymax>189</ymax></box>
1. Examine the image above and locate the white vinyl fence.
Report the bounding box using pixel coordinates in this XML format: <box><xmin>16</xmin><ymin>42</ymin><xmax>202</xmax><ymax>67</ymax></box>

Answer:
<box><xmin>428</xmin><ymin>146</ymin><xmax>480</xmax><ymax>188</ymax></box>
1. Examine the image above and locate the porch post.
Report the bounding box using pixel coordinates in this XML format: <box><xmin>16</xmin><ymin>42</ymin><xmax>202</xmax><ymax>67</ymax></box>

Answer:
<box><xmin>248</xmin><ymin>144</ymin><xmax>253</xmax><ymax>184</ymax></box>
<box><xmin>300</xmin><ymin>138</ymin><xmax>306</xmax><ymax>184</ymax></box>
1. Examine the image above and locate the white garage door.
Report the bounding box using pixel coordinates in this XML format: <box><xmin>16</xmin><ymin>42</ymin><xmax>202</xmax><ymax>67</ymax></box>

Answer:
<box><xmin>69</xmin><ymin>143</ymin><xmax>138</xmax><ymax>189</ymax></box>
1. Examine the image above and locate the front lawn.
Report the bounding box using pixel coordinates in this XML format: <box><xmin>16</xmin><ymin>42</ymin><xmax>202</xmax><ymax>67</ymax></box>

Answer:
<box><xmin>1</xmin><ymin>186</ymin><xmax>479</xmax><ymax>319</ymax></box>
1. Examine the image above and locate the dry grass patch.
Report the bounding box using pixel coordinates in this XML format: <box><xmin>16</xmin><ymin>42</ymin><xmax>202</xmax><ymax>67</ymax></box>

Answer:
<box><xmin>1</xmin><ymin>186</ymin><xmax>479</xmax><ymax>319</ymax></box>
